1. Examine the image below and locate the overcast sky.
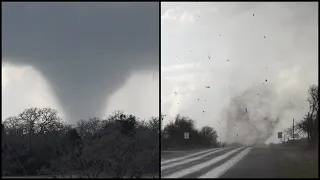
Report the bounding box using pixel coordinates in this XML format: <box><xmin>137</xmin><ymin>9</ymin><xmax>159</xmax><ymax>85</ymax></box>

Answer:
<box><xmin>161</xmin><ymin>2</ymin><xmax>318</xmax><ymax>144</ymax></box>
<box><xmin>2</xmin><ymin>2</ymin><xmax>159</xmax><ymax>123</ymax></box>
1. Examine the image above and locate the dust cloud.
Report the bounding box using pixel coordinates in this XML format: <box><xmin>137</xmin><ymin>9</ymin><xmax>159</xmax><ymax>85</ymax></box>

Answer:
<box><xmin>222</xmin><ymin>84</ymin><xmax>297</xmax><ymax>146</ymax></box>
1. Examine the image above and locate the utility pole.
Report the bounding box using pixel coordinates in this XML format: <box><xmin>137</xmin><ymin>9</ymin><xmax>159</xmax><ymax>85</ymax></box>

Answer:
<box><xmin>292</xmin><ymin>118</ymin><xmax>295</xmax><ymax>141</ymax></box>
<box><xmin>307</xmin><ymin>112</ymin><xmax>310</xmax><ymax>145</ymax></box>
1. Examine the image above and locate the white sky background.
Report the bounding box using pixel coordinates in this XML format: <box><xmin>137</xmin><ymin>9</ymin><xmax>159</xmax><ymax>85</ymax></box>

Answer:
<box><xmin>2</xmin><ymin>63</ymin><xmax>159</xmax><ymax>122</ymax></box>
<box><xmin>161</xmin><ymin>2</ymin><xmax>318</xmax><ymax>144</ymax></box>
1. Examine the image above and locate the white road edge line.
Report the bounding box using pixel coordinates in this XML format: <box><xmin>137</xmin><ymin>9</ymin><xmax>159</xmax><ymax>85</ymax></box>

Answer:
<box><xmin>161</xmin><ymin>148</ymin><xmax>223</xmax><ymax>165</ymax></box>
<box><xmin>162</xmin><ymin>147</ymin><xmax>244</xmax><ymax>178</ymax></box>
<box><xmin>161</xmin><ymin>148</ymin><xmax>230</xmax><ymax>171</ymax></box>
<box><xmin>200</xmin><ymin>147</ymin><xmax>253</xmax><ymax>178</ymax></box>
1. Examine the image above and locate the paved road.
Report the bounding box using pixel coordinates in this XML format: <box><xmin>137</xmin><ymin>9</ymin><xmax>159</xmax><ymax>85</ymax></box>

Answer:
<box><xmin>161</xmin><ymin>147</ymin><xmax>252</xmax><ymax>178</ymax></box>
<box><xmin>161</xmin><ymin>146</ymin><xmax>317</xmax><ymax>178</ymax></box>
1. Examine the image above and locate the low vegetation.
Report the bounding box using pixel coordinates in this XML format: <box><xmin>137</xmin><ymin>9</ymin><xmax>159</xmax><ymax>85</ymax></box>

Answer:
<box><xmin>161</xmin><ymin>114</ymin><xmax>221</xmax><ymax>150</ymax></box>
<box><xmin>2</xmin><ymin>109</ymin><xmax>159</xmax><ymax>178</ymax></box>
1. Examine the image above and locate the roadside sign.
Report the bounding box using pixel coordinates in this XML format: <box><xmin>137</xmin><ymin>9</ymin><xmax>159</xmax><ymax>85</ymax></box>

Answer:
<box><xmin>184</xmin><ymin>132</ymin><xmax>189</xmax><ymax>140</ymax></box>
<box><xmin>278</xmin><ymin>132</ymin><xmax>282</xmax><ymax>138</ymax></box>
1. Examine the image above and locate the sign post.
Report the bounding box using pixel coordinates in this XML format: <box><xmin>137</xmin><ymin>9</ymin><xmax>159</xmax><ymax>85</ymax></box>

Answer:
<box><xmin>184</xmin><ymin>132</ymin><xmax>189</xmax><ymax>140</ymax></box>
<box><xmin>184</xmin><ymin>132</ymin><xmax>189</xmax><ymax>149</ymax></box>
<box><xmin>278</xmin><ymin>132</ymin><xmax>282</xmax><ymax>143</ymax></box>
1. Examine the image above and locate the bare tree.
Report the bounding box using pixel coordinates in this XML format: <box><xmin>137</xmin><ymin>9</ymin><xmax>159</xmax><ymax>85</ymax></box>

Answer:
<box><xmin>294</xmin><ymin>85</ymin><xmax>318</xmax><ymax>147</ymax></box>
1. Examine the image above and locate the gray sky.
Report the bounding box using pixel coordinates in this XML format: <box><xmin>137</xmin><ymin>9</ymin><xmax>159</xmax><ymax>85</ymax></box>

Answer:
<box><xmin>2</xmin><ymin>2</ymin><xmax>159</xmax><ymax>123</ymax></box>
<box><xmin>161</xmin><ymin>2</ymin><xmax>318</xmax><ymax>144</ymax></box>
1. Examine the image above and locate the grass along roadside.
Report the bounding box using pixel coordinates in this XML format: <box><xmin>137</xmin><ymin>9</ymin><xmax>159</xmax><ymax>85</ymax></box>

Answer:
<box><xmin>279</xmin><ymin>148</ymin><xmax>318</xmax><ymax>178</ymax></box>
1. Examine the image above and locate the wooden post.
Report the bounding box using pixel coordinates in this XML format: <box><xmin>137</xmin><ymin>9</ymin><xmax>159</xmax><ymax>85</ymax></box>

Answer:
<box><xmin>292</xmin><ymin>118</ymin><xmax>295</xmax><ymax>141</ymax></box>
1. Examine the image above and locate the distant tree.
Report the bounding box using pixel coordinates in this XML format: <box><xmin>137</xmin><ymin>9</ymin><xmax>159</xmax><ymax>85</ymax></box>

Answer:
<box><xmin>296</xmin><ymin>85</ymin><xmax>318</xmax><ymax>147</ymax></box>
<box><xmin>76</xmin><ymin>117</ymin><xmax>102</xmax><ymax>140</ymax></box>
<box><xmin>162</xmin><ymin>114</ymin><xmax>218</xmax><ymax>150</ymax></box>
<box><xmin>199</xmin><ymin>126</ymin><xmax>218</xmax><ymax>147</ymax></box>
<box><xmin>3</xmin><ymin>108</ymin><xmax>158</xmax><ymax>178</ymax></box>
<box><xmin>147</xmin><ymin>116</ymin><xmax>159</xmax><ymax>134</ymax></box>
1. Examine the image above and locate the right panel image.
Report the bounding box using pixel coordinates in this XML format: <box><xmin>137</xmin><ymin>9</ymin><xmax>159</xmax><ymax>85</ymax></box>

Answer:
<box><xmin>161</xmin><ymin>2</ymin><xmax>318</xmax><ymax>179</ymax></box>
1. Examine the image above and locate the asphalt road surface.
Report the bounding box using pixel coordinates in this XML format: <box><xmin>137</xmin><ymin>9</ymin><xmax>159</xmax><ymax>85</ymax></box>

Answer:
<box><xmin>161</xmin><ymin>146</ymin><xmax>318</xmax><ymax>178</ymax></box>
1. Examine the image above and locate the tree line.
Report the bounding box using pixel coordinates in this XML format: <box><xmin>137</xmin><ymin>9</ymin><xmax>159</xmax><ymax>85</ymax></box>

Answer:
<box><xmin>281</xmin><ymin>84</ymin><xmax>318</xmax><ymax>148</ymax></box>
<box><xmin>161</xmin><ymin>114</ymin><xmax>220</xmax><ymax>150</ymax></box>
<box><xmin>2</xmin><ymin>108</ymin><xmax>159</xmax><ymax>178</ymax></box>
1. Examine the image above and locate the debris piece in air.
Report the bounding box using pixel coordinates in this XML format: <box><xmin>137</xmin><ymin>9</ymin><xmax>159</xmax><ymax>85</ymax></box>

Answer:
<box><xmin>177</xmin><ymin>103</ymin><xmax>179</xmax><ymax>104</ymax></box>
<box><xmin>205</xmin><ymin>86</ymin><xmax>210</xmax><ymax>88</ymax></box>
<box><xmin>245</xmin><ymin>108</ymin><xmax>247</xmax><ymax>112</ymax></box>
<box><xmin>208</xmin><ymin>56</ymin><xmax>211</xmax><ymax>59</ymax></box>
<box><xmin>258</xmin><ymin>93</ymin><xmax>260</xmax><ymax>95</ymax></box>
<box><xmin>227</xmin><ymin>59</ymin><xmax>230</xmax><ymax>61</ymax></box>
<box><xmin>281</xmin><ymin>9</ymin><xmax>283</xmax><ymax>11</ymax></box>
<box><xmin>264</xmin><ymin>36</ymin><xmax>266</xmax><ymax>38</ymax></box>
<box><xmin>253</xmin><ymin>13</ymin><xmax>255</xmax><ymax>16</ymax></box>
<box><xmin>203</xmin><ymin>111</ymin><xmax>205</xmax><ymax>113</ymax></box>
<box><xmin>175</xmin><ymin>92</ymin><xmax>177</xmax><ymax>95</ymax></box>
<box><xmin>218</xmin><ymin>34</ymin><xmax>221</xmax><ymax>36</ymax></box>
<box><xmin>265</xmin><ymin>79</ymin><xmax>267</xmax><ymax>82</ymax></box>
<box><xmin>237</xmin><ymin>134</ymin><xmax>239</xmax><ymax>136</ymax></box>
<box><xmin>198</xmin><ymin>98</ymin><xmax>200</xmax><ymax>100</ymax></box>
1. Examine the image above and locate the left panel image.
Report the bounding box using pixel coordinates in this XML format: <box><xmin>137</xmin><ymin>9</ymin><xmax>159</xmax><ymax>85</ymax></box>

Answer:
<box><xmin>2</xmin><ymin>2</ymin><xmax>159</xmax><ymax>178</ymax></box>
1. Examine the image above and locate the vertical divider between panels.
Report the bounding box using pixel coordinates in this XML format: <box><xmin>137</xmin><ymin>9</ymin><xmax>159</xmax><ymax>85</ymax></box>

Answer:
<box><xmin>158</xmin><ymin>1</ymin><xmax>162</xmax><ymax>179</ymax></box>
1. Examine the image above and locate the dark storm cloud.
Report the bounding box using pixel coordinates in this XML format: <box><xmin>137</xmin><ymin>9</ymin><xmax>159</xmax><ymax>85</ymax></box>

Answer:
<box><xmin>2</xmin><ymin>2</ymin><xmax>159</xmax><ymax>122</ymax></box>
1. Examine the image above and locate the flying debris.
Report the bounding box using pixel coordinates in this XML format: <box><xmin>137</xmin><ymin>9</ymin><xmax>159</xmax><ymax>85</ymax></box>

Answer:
<box><xmin>281</xmin><ymin>9</ymin><xmax>283</xmax><ymax>11</ymax></box>
<box><xmin>245</xmin><ymin>108</ymin><xmax>247</xmax><ymax>112</ymax></box>
<box><xmin>177</xmin><ymin>103</ymin><xmax>179</xmax><ymax>104</ymax></box>
<box><xmin>190</xmin><ymin>50</ymin><xmax>192</xmax><ymax>52</ymax></box>
<box><xmin>237</xmin><ymin>134</ymin><xmax>239</xmax><ymax>136</ymax></box>
<box><xmin>258</xmin><ymin>93</ymin><xmax>260</xmax><ymax>95</ymax></box>
<box><xmin>265</xmin><ymin>79</ymin><xmax>267</xmax><ymax>82</ymax></box>
<box><xmin>253</xmin><ymin>13</ymin><xmax>255</xmax><ymax>16</ymax></box>
<box><xmin>227</xmin><ymin>59</ymin><xmax>230</xmax><ymax>61</ymax></box>
<box><xmin>175</xmin><ymin>92</ymin><xmax>177</xmax><ymax>95</ymax></box>
<box><xmin>205</xmin><ymin>100</ymin><xmax>206</xmax><ymax>102</ymax></box>
<box><xmin>198</xmin><ymin>98</ymin><xmax>199</xmax><ymax>100</ymax></box>
<box><xmin>208</xmin><ymin>56</ymin><xmax>211</xmax><ymax>59</ymax></box>
<box><xmin>264</xmin><ymin>36</ymin><xmax>266</xmax><ymax>38</ymax></box>
<box><xmin>218</xmin><ymin>34</ymin><xmax>221</xmax><ymax>36</ymax></box>
<box><xmin>205</xmin><ymin>86</ymin><xmax>210</xmax><ymax>88</ymax></box>
<box><xmin>203</xmin><ymin>111</ymin><xmax>205</xmax><ymax>113</ymax></box>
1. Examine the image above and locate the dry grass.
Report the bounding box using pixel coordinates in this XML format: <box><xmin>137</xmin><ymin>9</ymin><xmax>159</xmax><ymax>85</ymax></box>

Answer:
<box><xmin>279</xmin><ymin>148</ymin><xmax>318</xmax><ymax>178</ymax></box>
